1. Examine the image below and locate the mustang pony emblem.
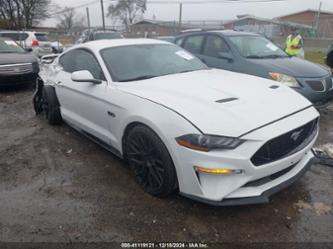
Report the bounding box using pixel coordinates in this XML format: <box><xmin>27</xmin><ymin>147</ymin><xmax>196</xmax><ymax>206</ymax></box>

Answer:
<box><xmin>291</xmin><ymin>129</ymin><xmax>304</xmax><ymax>141</ymax></box>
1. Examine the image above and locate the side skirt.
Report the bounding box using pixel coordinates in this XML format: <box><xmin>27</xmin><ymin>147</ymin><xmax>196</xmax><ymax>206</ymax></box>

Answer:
<box><xmin>80</xmin><ymin>130</ymin><xmax>123</xmax><ymax>159</ymax></box>
<box><xmin>64</xmin><ymin>120</ymin><xmax>123</xmax><ymax>159</ymax></box>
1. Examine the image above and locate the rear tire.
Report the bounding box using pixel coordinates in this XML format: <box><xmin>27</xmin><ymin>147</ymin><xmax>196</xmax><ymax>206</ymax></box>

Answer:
<box><xmin>125</xmin><ymin>125</ymin><xmax>178</xmax><ymax>197</ymax></box>
<box><xmin>42</xmin><ymin>86</ymin><xmax>62</xmax><ymax>125</ymax></box>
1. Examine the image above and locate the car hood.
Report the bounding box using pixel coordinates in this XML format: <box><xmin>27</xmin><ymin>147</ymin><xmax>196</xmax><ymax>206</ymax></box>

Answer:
<box><xmin>117</xmin><ymin>69</ymin><xmax>312</xmax><ymax>137</ymax></box>
<box><xmin>248</xmin><ymin>57</ymin><xmax>329</xmax><ymax>78</ymax></box>
<box><xmin>0</xmin><ymin>52</ymin><xmax>37</xmax><ymax>65</ymax></box>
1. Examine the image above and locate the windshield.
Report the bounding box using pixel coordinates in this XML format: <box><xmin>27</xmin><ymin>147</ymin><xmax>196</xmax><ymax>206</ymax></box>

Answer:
<box><xmin>35</xmin><ymin>33</ymin><xmax>49</xmax><ymax>41</ymax></box>
<box><xmin>101</xmin><ymin>44</ymin><xmax>208</xmax><ymax>82</ymax></box>
<box><xmin>229</xmin><ymin>35</ymin><xmax>287</xmax><ymax>58</ymax></box>
<box><xmin>94</xmin><ymin>32</ymin><xmax>123</xmax><ymax>40</ymax></box>
<box><xmin>0</xmin><ymin>39</ymin><xmax>24</xmax><ymax>53</ymax></box>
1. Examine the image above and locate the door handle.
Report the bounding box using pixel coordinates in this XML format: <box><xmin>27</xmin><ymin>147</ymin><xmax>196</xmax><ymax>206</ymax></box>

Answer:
<box><xmin>56</xmin><ymin>81</ymin><xmax>62</xmax><ymax>85</ymax></box>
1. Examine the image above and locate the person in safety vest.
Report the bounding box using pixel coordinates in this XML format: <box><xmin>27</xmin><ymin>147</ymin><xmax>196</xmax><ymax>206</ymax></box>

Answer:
<box><xmin>285</xmin><ymin>27</ymin><xmax>304</xmax><ymax>58</ymax></box>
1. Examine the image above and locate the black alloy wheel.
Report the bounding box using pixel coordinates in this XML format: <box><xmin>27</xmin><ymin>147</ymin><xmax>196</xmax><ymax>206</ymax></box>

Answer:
<box><xmin>125</xmin><ymin>125</ymin><xmax>178</xmax><ymax>197</ymax></box>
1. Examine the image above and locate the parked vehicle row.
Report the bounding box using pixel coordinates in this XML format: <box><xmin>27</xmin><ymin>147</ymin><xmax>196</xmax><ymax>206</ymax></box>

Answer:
<box><xmin>34</xmin><ymin>39</ymin><xmax>320</xmax><ymax>206</ymax></box>
<box><xmin>0</xmin><ymin>27</ymin><xmax>330</xmax><ymax>205</ymax></box>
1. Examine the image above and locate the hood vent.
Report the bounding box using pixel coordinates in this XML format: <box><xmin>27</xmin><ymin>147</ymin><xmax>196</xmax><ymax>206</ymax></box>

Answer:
<box><xmin>215</xmin><ymin>97</ymin><xmax>238</xmax><ymax>103</ymax></box>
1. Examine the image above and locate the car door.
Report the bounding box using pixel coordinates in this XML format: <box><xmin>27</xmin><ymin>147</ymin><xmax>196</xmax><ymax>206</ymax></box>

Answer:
<box><xmin>54</xmin><ymin>48</ymin><xmax>112</xmax><ymax>144</ymax></box>
<box><xmin>200</xmin><ymin>35</ymin><xmax>235</xmax><ymax>71</ymax></box>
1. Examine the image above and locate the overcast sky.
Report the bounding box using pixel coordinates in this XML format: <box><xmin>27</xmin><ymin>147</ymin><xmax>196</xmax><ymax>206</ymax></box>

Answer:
<box><xmin>43</xmin><ymin>0</ymin><xmax>333</xmax><ymax>27</ymax></box>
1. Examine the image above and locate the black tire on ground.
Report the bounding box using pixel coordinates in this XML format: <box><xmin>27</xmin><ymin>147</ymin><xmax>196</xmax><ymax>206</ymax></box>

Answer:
<box><xmin>42</xmin><ymin>86</ymin><xmax>62</xmax><ymax>125</ymax></box>
<box><xmin>33</xmin><ymin>78</ymin><xmax>44</xmax><ymax>115</ymax></box>
<box><xmin>125</xmin><ymin>125</ymin><xmax>178</xmax><ymax>197</ymax></box>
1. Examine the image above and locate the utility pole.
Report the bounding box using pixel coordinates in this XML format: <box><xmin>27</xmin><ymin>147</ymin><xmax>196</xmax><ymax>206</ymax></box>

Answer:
<box><xmin>100</xmin><ymin>0</ymin><xmax>106</xmax><ymax>31</ymax></box>
<box><xmin>315</xmin><ymin>1</ymin><xmax>322</xmax><ymax>33</ymax></box>
<box><xmin>178</xmin><ymin>3</ymin><xmax>183</xmax><ymax>32</ymax></box>
<box><xmin>86</xmin><ymin>7</ymin><xmax>91</xmax><ymax>31</ymax></box>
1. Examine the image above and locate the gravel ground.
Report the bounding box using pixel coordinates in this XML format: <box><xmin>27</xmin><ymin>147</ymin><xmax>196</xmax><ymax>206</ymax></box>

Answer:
<box><xmin>0</xmin><ymin>86</ymin><xmax>332</xmax><ymax>244</ymax></box>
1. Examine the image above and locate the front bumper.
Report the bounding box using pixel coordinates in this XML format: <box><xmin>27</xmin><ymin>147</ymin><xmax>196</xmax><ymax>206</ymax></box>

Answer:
<box><xmin>172</xmin><ymin>106</ymin><xmax>319</xmax><ymax>205</ymax></box>
<box><xmin>181</xmin><ymin>155</ymin><xmax>315</xmax><ymax>206</ymax></box>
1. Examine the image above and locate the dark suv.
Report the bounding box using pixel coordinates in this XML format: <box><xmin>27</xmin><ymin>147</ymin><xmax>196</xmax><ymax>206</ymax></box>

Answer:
<box><xmin>0</xmin><ymin>37</ymin><xmax>39</xmax><ymax>87</ymax></box>
<box><xmin>175</xmin><ymin>30</ymin><xmax>333</xmax><ymax>105</ymax></box>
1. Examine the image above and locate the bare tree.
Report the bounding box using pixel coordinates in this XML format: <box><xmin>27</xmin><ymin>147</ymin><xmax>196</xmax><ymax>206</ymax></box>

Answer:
<box><xmin>57</xmin><ymin>7</ymin><xmax>86</xmax><ymax>35</ymax></box>
<box><xmin>21</xmin><ymin>0</ymin><xmax>51</xmax><ymax>28</ymax></box>
<box><xmin>0</xmin><ymin>0</ymin><xmax>18</xmax><ymax>29</ymax></box>
<box><xmin>0</xmin><ymin>0</ymin><xmax>50</xmax><ymax>29</ymax></box>
<box><xmin>107</xmin><ymin>0</ymin><xmax>147</xmax><ymax>31</ymax></box>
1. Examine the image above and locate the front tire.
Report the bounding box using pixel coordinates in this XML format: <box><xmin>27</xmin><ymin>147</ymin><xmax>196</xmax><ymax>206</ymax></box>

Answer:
<box><xmin>125</xmin><ymin>125</ymin><xmax>178</xmax><ymax>197</ymax></box>
<box><xmin>42</xmin><ymin>86</ymin><xmax>62</xmax><ymax>125</ymax></box>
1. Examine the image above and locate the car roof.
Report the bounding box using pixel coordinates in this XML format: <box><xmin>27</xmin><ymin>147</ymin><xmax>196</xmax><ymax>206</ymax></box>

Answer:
<box><xmin>0</xmin><ymin>30</ymin><xmax>46</xmax><ymax>34</ymax></box>
<box><xmin>177</xmin><ymin>29</ymin><xmax>260</xmax><ymax>37</ymax></box>
<box><xmin>0</xmin><ymin>30</ymin><xmax>27</xmax><ymax>34</ymax></box>
<box><xmin>93</xmin><ymin>30</ymin><xmax>120</xmax><ymax>33</ymax></box>
<box><xmin>72</xmin><ymin>38</ymin><xmax>171</xmax><ymax>52</ymax></box>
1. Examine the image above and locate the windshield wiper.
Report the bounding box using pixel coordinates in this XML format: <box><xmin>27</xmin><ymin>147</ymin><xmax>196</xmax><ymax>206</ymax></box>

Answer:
<box><xmin>245</xmin><ymin>55</ymin><xmax>265</xmax><ymax>59</ymax></box>
<box><xmin>119</xmin><ymin>75</ymin><xmax>158</xmax><ymax>82</ymax></box>
<box><xmin>179</xmin><ymin>68</ymin><xmax>211</xmax><ymax>74</ymax></box>
<box><xmin>262</xmin><ymin>54</ymin><xmax>287</xmax><ymax>58</ymax></box>
<box><xmin>246</xmin><ymin>54</ymin><xmax>287</xmax><ymax>59</ymax></box>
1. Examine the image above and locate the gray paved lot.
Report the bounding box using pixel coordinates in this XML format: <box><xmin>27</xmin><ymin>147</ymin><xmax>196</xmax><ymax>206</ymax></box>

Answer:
<box><xmin>0</xmin><ymin>87</ymin><xmax>332</xmax><ymax>243</ymax></box>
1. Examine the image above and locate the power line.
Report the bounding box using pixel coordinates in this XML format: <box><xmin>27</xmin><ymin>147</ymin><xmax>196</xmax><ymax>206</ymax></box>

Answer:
<box><xmin>49</xmin><ymin>0</ymin><xmax>285</xmax><ymax>16</ymax></box>
<box><xmin>107</xmin><ymin>0</ymin><xmax>286</xmax><ymax>4</ymax></box>
<box><xmin>48</xmin><ymin>0</ymin><xmax>100</xmax><ymax>17</ymax></box>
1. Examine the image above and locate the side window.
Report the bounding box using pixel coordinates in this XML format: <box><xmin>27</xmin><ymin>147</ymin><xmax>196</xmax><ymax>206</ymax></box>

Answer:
<box><xmin>74</xmin><ymin>50</ymin><xmax>105</xmax><ymax>80</ymax></box>
<box><xmin>59</xmin><ymin>50</ymin><xmax>76</xmax><ymax>73</ymax></box>
<box><xmin>175</xmin><ymin>37</ymin><xmax>184</xmax><ymax>46</ymax></box>
<box><xmin>203</xmin><ymin>35</ymin><xmax>229</xmax><ymax>57</ymax></box>
<box><xmin>59</xmin><ymin>49</ymin><xmax>105</xmax><ymax>80</ymax></box>
<box><xmin>183</xmin><ymin>35</ymin><xmax>204</xmax><ymax>54</ymax></box>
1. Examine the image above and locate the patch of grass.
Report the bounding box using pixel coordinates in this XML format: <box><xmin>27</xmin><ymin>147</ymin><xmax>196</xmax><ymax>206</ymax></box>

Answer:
<box><xmin>305</xmin><ymin>51</ymin><xmax>326</xmax><ymax>65</ymax></box>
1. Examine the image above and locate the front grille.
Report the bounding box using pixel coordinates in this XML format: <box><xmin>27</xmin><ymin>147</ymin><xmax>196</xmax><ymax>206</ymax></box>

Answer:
<box><xmin>0</xmin><ymin>63</ymin><xmax>33</xmax><ymax>75</ymax></box>
<box><xmin>306</xmin><ymin>80</ymin><xmax>325</xmax><ymax>91</ymax></box>
<box><xmin>251</xmin><ymin>119</ymin><xmax>318</xmax><ymax>166</ymax></box>
<box><xmin>326</xmin><ymin>77</ymin><xmax>333</xmax><ymax>90</ymax></box>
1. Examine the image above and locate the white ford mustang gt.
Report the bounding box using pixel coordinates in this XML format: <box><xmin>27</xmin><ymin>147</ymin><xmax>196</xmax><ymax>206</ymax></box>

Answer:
<box><xmin>35</xmin><ymin>39</ymin><xmax>319</xmax><ymax>206</ymax></box>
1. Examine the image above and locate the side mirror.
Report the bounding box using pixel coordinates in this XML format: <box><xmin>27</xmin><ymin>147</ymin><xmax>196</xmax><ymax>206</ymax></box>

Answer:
<box><xmin>71</xmin><ymin>70</ymin><xmax>102</xmax><ymax>84</ymax></box>
<box><xmin>217</xmin><ymin>52</ymin><xmax>234</xmax><ymax>62</ymax></box>
<box><xmin>25</xmin><ymin>48</ymin><xmax>33</xmax><ymax>52</ymax></box>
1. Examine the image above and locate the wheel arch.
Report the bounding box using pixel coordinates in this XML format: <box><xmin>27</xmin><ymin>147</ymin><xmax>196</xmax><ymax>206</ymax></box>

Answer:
<box><xmin>122</xmin><ymin>121</ymin><xmax>165</xmax><ymax>160</ymax></box>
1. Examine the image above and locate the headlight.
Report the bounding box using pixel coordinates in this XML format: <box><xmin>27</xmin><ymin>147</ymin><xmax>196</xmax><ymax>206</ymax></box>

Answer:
<box><xmin>175</xmin><ymin>134</ymin><xmax>244</xmax><ymax>152</ymax></box>
<box><xmin>269</xmin><ymin>72</ymin><xmax>300</xmax><ymax>87</ymax></box>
